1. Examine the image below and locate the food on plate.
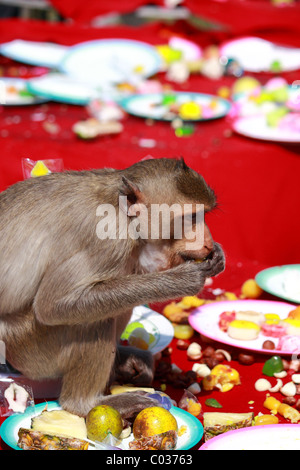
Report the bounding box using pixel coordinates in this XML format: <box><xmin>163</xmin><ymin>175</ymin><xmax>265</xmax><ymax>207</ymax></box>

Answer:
<box><xmin>281</xmin><ymin>319</ymin><xmax>300</xmax><ymax>336</ymax></box>
<box><xmin>261</xmin><ymin>322</ymin><xmax>287</xmax><ymax>338</ymax></box>
<box><xmin>203</xmin><ymin>412</ymin><xmax>254</xmax><ymax>441</ymax></box>
<box><xmin>262</xmin><ymin>355</ymin><xmax>284</xmax><ymax>377</ymax></box>
<box><xmin>262</xmin><ymin>339</ymin><xmax>276</xmax><ymax>350</ymax></box>
<box><xmin>72</xmin><ymin>118</ymin><xmax>123</xmax><ymax>139</ymax></box>
<box><xmin>17</xmin><ymin>428</ymin><xmax>89</xmax><ymax>450</ymax></box>
<box><xmin>254</xmin><ymin>414</ymin><xmax>279</xmax><ymax>426</ymax></box>
<box><xmin>288</xmin><ymin>306</ymin><xmax>300</xmax><ymax>320</ymax></box>
<box><xmin>277</xmin><ymin>335</ymin><xmax>300</xmax><ymax>352</ymax></box>
<box><xmin>202</xmin><ymin>364</ymin><xmax>240</xmax><ymax>392</ymax></box>
<box><xmin>85</xmin><ymin>405</ymin><xmax>123</xmax><ymax>442</ymax></box>
<box><xmin>31</xmin><ymin>408</ymin><xmax>87</xmax><ymax>440</ymax></box>
<box><xmin>235</xmin><ymin>310</ymin><xmax>265</xmax><ymax>325</ymax></box>
<box><xmin>241</xmin><ymin>279</ymin><xmax>263</xmax><ymax>299</ymax></box>
<box><xmin>132</xmin><ymin>406</ymin><xmax>178</xmax><ymax>440</ymax></box>
<box><xmin>110</xmin><ymin>385</ymin><xmax>155</xmax><ymax>395</ymax></box>
<box><xmin>264</xmin><ymin>396</ymin><xmax>300</xmax><ymax>423</ymax></box>
<box><xmin>129</xmin><ymin>430</ymin><xmax>177</xmax><ymax>450</ymax></box>
<box><xmin>218</xmin><ymin>310</ymin><xmax>236</xmax><ymax>332</ymax></box>
<box><xmin>227</xmin><ymin>319</ymin><xmax>260</xmax><ymax>341</ymax></box>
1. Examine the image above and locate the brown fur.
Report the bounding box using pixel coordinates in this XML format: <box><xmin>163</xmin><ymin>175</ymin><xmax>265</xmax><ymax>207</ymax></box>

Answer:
<box><xmin>0</xmin><ymin>158</ymin><xmax>224</xmax><ymax>418</ymax></box>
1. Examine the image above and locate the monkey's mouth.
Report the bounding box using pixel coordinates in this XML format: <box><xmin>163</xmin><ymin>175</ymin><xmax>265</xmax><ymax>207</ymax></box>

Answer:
<box><xmin>181</xmin><ymin>250</ymin><xmax>214</xmax><ymax>263</ymax></box>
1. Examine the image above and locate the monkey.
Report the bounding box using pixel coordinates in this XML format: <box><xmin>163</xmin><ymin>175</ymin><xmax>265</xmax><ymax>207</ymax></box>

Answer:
<box><xmin>0</xmin><ymin>157</ymin><xmax>225</xmax><ymax>419</ymax></box>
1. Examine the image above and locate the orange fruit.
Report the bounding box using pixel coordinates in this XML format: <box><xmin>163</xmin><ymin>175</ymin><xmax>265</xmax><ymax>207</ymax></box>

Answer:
<box><xmin>133</xmin><ymin>406</ymin><xmax>178</xmax><ymax>439</ymax></box>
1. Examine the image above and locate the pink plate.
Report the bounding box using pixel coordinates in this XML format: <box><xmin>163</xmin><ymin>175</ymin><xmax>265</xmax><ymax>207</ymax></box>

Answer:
<box><xmin>189</xmin><ymin>299</ymin><xmax>298</xmax><ymax>355</ymax></box>
<box><xmin>199</xmin><ymin>424</ymin><xmax>300</xmax><ymax>450</ymax></box>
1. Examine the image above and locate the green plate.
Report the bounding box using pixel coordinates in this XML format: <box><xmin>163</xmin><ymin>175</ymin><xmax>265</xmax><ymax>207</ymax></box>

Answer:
<box><xmin>256</xmin><ymin>264</ymin><xmax>300</xmax><ymax>304</ymax></box>
<box><xmin>0</xmin><ymin>401</ymin><xmax>203</xmax><ymax>450</ymax></box>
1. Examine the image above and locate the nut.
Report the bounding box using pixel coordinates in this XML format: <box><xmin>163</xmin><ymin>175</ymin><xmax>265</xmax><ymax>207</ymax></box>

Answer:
<box><xmin>269</xmin><ymin>379</ymin><xmax>283</xmax><ymax>393</ymax></box>
<box><xmin>292</xmin><ymin>373</ymin><xmax>300</xmax><ymax>384</ymax></box>
<box><xmin>254</xmin><ymin>378</ymin><xmax>272</xmax><ymax>392</ymax></box>
<box><xmin>262</xmin><ymin>340</ymin><xmax>275</xmax><ymax>350</ymax></box>
<box><xmin>187</xmin><ymin>342</ymin><xmax>202</xmax><ymax>360</ymax></box>
<box><xmin>280</xmin><ymin>381</ymin><xmax>297</xmax><ymax>397</ymax></box>
<box><xmin>202</xmin><ymin>346</ymin><xmax>215</xmax><ymax>357</ymax></box>
<box><xmin>274</xmin><ymin>370</ymin><xmax>287</xmax><ymax>378</ymax></box>
<box><xmin>176</xmin><ymin>339</ymin><xmax>189</xmax><ymax>350</ymax></box>
<box><xmin>192</xmin><ymin>363</ymin><xmax>211</xmax><ymax>378</ymax></box>
<box><xmin>282</xmin><ymin>396</ymin><xmax>297</xmax><ymax>406</ymax></box>
<box><xmin>238</xmin><ymin>353</ymin><xmax>255</xmax><ymax>366</ymax></box>
<box><xmin>215</xmin><ymin>349</ymin><xmax>232</xmax><ymax>362</ymax></box>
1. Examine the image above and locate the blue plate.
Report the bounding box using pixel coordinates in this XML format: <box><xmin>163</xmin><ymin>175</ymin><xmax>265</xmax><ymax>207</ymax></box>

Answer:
<box><xmin>0</xmin><ymin>401</ymin><xmax>203</xmax><ymax>450</ymax></box>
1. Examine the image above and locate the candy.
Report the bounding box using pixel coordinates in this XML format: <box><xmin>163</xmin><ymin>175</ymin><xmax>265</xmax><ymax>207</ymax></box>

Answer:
<box><xmin>262</xmin><ymin>355</ymin><xmax>284</xmax><ymax>377</ymax></box>
<box><xmin>261</xmin><ymin>323</ymin><xmax>286</xmax><ymax>338</ymax></box>
<box><xmin>30</xmin><ymin>160</ymin><xmax>51</xmax><ymax>177</ymax></box>
<box><xmin>254</xmin><ymin>414</ymin><xmax>279</xmax><ymax>426</ymax></box>
<box><xmin>277</xmin><ymin>335</ymin><xmax>300</xmax><ymax>352</ymax></box>
<box><xmin>173</xmin><ymin>324</ymin><xmax>194</xmax><ymax>340</ymax></box>
<box><xmin>178</xmin><ymin>102</ymin><xmax>202</xmax><ymax>120</ymax></box>
<box><xmin>241</xmin><ymin>279</ymin><xmax>263</xmax><ymax>299</ymax></box>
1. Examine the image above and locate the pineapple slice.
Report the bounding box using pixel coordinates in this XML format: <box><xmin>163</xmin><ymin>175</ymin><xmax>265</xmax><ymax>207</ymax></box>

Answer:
<box><xmin>31</xmin><ymin>409</ymin><xmax>87</xmax><ymax>440</ymax></box>
<box><xmin>203</xmin><ymin>412</ymin><xmax>254</xmax><ymax>441</ymax></box>
<box><xmin>18</xmin><ymin>428</ymin><xmax>89</xmax><ymax>450</ymax></box>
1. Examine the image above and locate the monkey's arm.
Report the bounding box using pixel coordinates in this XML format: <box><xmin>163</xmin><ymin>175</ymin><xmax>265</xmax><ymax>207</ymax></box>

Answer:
<box><xmin>33</xmin><ymin>246</ymin><xmax>224</xmax><ymax>326</ymax></box>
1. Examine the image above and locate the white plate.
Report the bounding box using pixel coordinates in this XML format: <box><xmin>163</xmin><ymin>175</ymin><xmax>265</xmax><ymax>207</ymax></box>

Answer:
<box><xmin>189</xmin><ymin>299</ymin><xmax>297</xmax><ymax>355</ymax></box>
<box><xmin>0</xmin><ymin>401</ymin><xmax>203</xmax><ymax>450</ymax></box>
<box><xmin>220</xmin><ymin>36</ymin><xmax>300</xmax><ymax>73</ymax></box>
<box><xmin>119</xmin><ymin>92</ymin><xmax>231</xmax><ymax>121</ymax></box>
<box><xmin>200</xmin><ymin>424</ymin><xmax>300</xmax><ymax>450</ymax></box>
<box><xmin>0</xmin><ymin>39</ymin><xmax>68</xmax><ymax>68</ymax></box>
<box><xmin>232</xmin><ymin>115</ymin><xmax>300</xmax><ymax>143</ymax></box>
<box><xmin>26</xmin><ymin>73</ymin><xmax>99</xmax><ymax>105</ymax></box>
<box><xmin>0</xmin><ymin>77</ymin><xmax>47</xmax><ymax>106</ymax></box>
<box><xmin>256</xmin><ymin>265</ymin><xmax>300</xmax><ymax>304</ymax></box>
<box><xmin>59</xmin><ymin>39</ymin><xmax>162</xmax><ymax>87</ymax></box>
<box><xmin>127</xmin><ymin>305</ymin><xmax>174</xmax><ymax>355</ymax></box>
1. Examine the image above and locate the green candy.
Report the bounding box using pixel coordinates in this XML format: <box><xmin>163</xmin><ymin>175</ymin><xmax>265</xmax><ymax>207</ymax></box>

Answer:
<box><xmin>262</xmin><ymin>355</ymin><xmax>284</xmax><ymax>377</ymax></box>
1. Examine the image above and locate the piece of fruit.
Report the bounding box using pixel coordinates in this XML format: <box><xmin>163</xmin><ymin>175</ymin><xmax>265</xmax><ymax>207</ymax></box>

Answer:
<box><xmin>18</xmin><ymin>428</ymin><xmax>89</xmax><ymax>450</ymax></box>
<box><xmin>86</xmin><ymin>405</ymin><xmax>123</xmax><ymax>442</ymax></box>
<box><xmin>203</xmin><ymin>412</ymin><xmax>254</xmax><ymax>441</ymax></box>
<box><xmin>241</xmin><ymin>279</ymin><xmax>263</xmax><ymax>298</ymax></box>
<box><xmin>31</xmin><ymin>409</ymin><xmax>87</xmax><ymax>440</ymax></box>
<box><xmin>173</xmin><ymin>323</ymin><xmax>194</xmax><ymax>339</ymax></box>
<box><xmin>133</xmin><ymin>406</ymin><xmax>178</xmax><ymax>439</ymax></box>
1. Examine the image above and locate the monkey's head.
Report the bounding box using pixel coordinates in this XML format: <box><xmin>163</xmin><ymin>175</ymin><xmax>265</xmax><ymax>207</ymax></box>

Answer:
<box><xmin>119</xmin><ymin>158</ymin><xmax>224</xmax><ymax>276</ymax></box>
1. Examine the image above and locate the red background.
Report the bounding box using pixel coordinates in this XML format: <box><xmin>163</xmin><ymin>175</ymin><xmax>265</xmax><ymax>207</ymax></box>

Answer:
<box><xmin>0</xmin><ymin>7</ymin><xmax>300</xmax><ymax>450</ymax></box>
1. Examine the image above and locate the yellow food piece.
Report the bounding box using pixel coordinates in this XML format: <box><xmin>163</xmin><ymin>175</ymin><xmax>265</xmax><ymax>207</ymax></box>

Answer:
<box><xmin>254</xmin><ymin>414</ymin><xmax>279</xmax><ymax>426</ymax></box>
<box><xmin>133</xmin><ymin>406</ymin><xmax>178</xmax><ymax>439</ymax></box>
<box><xmin>241</xmin><ymin>279</ymin><xmax>263</xmax><ymax>299</ymax></box>
<box><xmin>173</xmin><ymin>323</ymin><xmax>194</xmax><ymax>340</ymax></box>
<box><xmin>186</xmin><ymin>399</ymin><xmax>202</xmax><ymax>417</ymax></box>
<box><xmin>264</xmin><ymin>396</ymin><xmax>300</xmax><ymax>423</ymax></box>
<box><xmin>179</xmin><ymin>102</ymin><xmax>202</xmax><ymax>120</ymax></box>
<box><xmin>163</xmin><ymin>302</ymin><xmax>184</xmax><ymax>316</ymax></box>
<box><xmin>282</xmin><ymin>318</ymin><xmax>300</xmax><ymax>335</ymax></box>
<box><xmin>263</xmin><ymin>396</ymin><xmax>281</xmax><ymax>414</ymax></box>
<box><xmin>264</xmin><ymin>313</ymin><xmax>280</xmax><ymax>324</ymax></box>
<box><xmin>211</xmin><ymin>364</ymin><xmax>240</xmax><ymax>385</ymax></box>
<box><xmin>229</xmin><ymin>320</ymin><xmax>260</xmax><ymax>330</ymax></box>
<box><xmin>180</xmin><ymin>296</ymin><xmax>205</xmax><ymax>308</ymax></box>
<box><xmin>31</xmin><ymin>409</ymin><xmax>87</xmax><ymax>440</ymax></box>
<box><xmin>110</xmin><ymin>385</ymin><xmax>155</xmax><ymax>395</ymax></box>
<box><xmin>232</xmin><ymin>77</ymin><xmax>261</xmax><ymax>95</ymax></box>
<box><xmin>223</xmin><ymin>292</ymin><xmax>238</xmax><ymax>300</ymax></box>
<box><xmin>221</xmin><ymin>383</ymin><xmax>234</xmax><ymax>393</ymax></box>
<box><xmin>30</xmin><ymin>161</ymin><xmax>51</xmax><ymax>178</ymax></box>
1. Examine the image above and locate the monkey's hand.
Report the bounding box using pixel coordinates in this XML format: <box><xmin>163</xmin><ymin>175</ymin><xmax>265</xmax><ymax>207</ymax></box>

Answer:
<box><xmin>113</xmin><ymin>345</ymin><xmax>154</xmax><ymax>387</ymax></box>
<box><xmin>98</xmin><ymin>391</ymin><xmax>162</xmax><ymax>421</ymax></box>
<box><xmin>169</xmin><ymin>242</ymin><xmax>225</xmax><ymax>297</ymax></box>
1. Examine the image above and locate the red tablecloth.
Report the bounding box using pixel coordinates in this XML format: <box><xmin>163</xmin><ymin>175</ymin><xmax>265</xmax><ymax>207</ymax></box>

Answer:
<box><xmin>0</xmin><ymin>18</ymin><xmax>300</xmax><ymax>451</ymax></box>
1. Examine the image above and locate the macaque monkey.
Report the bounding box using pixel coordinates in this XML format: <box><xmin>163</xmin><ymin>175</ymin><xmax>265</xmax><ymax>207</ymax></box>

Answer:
<box><xmin>0</xmin><ymin>158</ymin><xmax>224</xmax><ymax>418</ymax></box>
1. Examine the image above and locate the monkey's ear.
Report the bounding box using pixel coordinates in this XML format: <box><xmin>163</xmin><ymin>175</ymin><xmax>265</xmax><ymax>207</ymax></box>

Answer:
<box><xmin>175</xmin><ymin>157</ymin><xmax>189</xmax><ymax>171</ymax></box>
<box><xmin>119</xmin><ymin>176</ymin><xmax>144</xmax><ymax>216</ymax></box>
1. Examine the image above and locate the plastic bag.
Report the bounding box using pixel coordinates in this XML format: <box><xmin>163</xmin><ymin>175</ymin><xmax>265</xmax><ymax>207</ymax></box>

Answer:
<box><xmin>178</xmin><ymin>389</ymin><xmax>202</xmax><ymax>418</ymax></box>
<box><xmin>22</xmin><ymin>158</ymin><xmax>64</xmax><ymax>179</ymax></box>
<box><xmin>0</xmin><ymin>377</ymin><xmax>35</xmax><ymax>417</ymax></box>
